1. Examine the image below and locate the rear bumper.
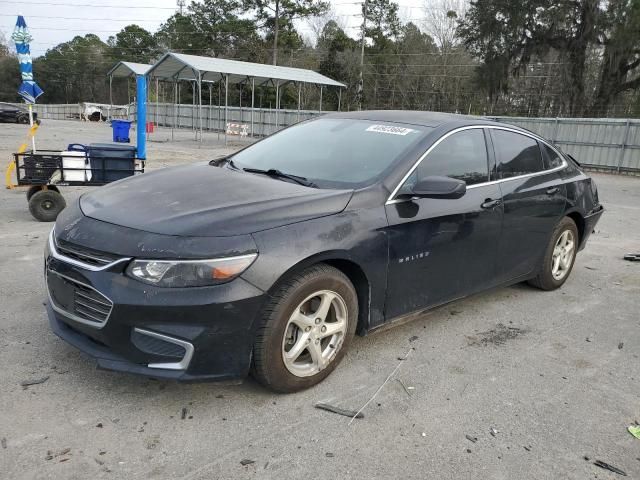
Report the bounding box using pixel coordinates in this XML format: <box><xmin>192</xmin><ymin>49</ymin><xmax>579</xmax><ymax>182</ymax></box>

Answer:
<box><xmin>579</xmin><ymin>204</ymin><xmax>604</xmax><ymax>251</ymax></box>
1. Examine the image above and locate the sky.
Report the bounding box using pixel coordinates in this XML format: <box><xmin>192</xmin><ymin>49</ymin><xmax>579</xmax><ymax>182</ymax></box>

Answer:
<box><xmin>0</xmin><ymin>0</ymin><xmax>429</xmax><ymax>58</ymax></box>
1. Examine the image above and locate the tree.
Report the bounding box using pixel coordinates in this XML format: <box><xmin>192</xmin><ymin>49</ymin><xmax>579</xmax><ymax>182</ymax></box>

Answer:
<box><xmin>189</xmin><ymin>0</ymin><xmax>261</xmax><ymax>58</ymax></box>
<box><xmin>422</xmin><ymin>0</ymin><xmax>467</xmax><ymax>53</ymax></box>
<box><xmin>34</xmin><ymin>34</ymin><xmax>111</xmax><ymax>103</ymax></box>
<box><xmin>244</xmin><ymin>0</ymin><xmax>329</xmax><ymax>65</ymax></box>
<box><xmin>155</xmin><ymin>14</ymin><xmax>208</xmax><ymax>55</ymax></box>
<box><xmin>108</xmin><ymin>24</ymin><xmax>159</xmax><ymax>63</ymax></box>
<box><xmin>458</xmin><ymin>0</ymin><xmax>640</xmax><ymax>116</ymax></box>
<box><xmin>363</xmin><ymin>0</ymin><xmax>402</xmax><ymax>51</ymax></box>
<box><xmin>317</xmin><ymin>20</ymin><xmax>355</xmax><ymax>84</ymax></box>
<box><xmin>0</xmin><ymin>33</ymin><xmax>20</xmax><ymax>102</ymax></box>
<box><xmin>589</xmin><ymin>0</ymin><xmax>640</xmax><ymax>116</ymax></box>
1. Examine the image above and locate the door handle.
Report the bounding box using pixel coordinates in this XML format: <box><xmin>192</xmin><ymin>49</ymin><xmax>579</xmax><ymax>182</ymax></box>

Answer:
<box><xmin>481</xmin><ymin>198</ymin><xmax>502</xmax><ymax>209</ymax></box>
<box><xmin>546</xmin><ymin>187</ymin><xmax>560</xmax><ymax>195</ymax></box>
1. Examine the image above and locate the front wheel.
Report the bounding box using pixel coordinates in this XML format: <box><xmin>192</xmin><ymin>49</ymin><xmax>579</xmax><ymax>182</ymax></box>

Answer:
<box><xmin>252</xmin><ymin>264</ymin><xmax>358</xmax><ymax>393</ymax></box>
<box><xmin>528</xmin><ymin>217</ymin><xmax>578</xmax><ymax>290</ymax></box>
<box><xmin>28</xmin><ymin>189</ymin><xmax>66</xmax><ymax>222</ymax></box>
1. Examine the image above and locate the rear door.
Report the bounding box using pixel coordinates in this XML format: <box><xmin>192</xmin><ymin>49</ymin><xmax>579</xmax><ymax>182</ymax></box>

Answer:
<box><xmin>384</xmin><ymin>127</ymin><xmax>503</xmax><ymax>320</ymax></box>
<box><xmin>489</xmin><ymin>128</ymin><xmax>567</xmax><ymax>283</ymax></box>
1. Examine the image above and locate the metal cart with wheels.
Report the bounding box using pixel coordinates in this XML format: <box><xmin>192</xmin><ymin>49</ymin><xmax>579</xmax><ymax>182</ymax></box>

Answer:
<box><xmin>6</xmin><ymin>147</ymin><xmax>145</xmax><ymax>222</ymax></box>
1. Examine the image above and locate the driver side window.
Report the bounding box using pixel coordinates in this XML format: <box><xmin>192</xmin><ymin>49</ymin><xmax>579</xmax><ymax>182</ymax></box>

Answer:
<box><xmin>401</xmin><ymin>129</ymin><xmax>490</xmax><ymax>193</ymax></box>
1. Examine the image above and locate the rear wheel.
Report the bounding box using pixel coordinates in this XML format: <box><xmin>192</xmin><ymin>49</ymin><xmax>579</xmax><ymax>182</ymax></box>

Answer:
<box><xmin>28</xmin><ymin>189</ymin><xmax>66</xmax><ymax>222</ymax></box>
<box><xmin>528</xmin><ymin>217</ymin><xmax>578</xmax><ymax>290</ymax></box>
<box><xmin>252</xmin><ymin>264</ymin><xmax>358</xmax><ymax>393</ymax></box>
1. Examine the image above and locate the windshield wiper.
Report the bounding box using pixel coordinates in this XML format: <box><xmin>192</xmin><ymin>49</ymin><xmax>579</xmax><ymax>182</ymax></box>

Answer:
<box><xmin>242</xmin><ymin>167</ymin><xmax>317</xmax><ymax>187</ymax></box>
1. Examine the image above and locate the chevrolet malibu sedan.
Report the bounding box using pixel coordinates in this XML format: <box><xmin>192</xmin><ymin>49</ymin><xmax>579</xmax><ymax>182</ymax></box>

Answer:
<box><xmin>45</xmin><ymin>111</ymin><xmax>603</xmax><ymax>392</ymax></box>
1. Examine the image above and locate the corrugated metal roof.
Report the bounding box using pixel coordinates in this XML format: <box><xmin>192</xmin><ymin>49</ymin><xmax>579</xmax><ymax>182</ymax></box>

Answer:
<box><xmin>146</xmin><ymin>52</ymin><xmax>345</xmax><ymax>87</ymax></box>
<box><xmin>107</xmin><ymin>61</ymin><xmax>152</xmax><ymax>77</ymax></box>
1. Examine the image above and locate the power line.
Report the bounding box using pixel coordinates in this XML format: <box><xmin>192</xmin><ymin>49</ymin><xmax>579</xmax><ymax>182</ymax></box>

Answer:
<box><xmin>0</xmin><ymin>13</ymin><xmax>167</xmax><ymax>23</ymax></box>
<box><xmin>1</xmin><ymin>0</ymin><xmax>179</xmax><ymax>9</ymax></box>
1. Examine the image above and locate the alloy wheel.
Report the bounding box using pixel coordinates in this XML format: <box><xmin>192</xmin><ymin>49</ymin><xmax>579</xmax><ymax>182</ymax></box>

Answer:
<box><xmin>281</xmin><ymin>290</ymin><xmax>348</xmax><ymax>377</ymax></box>
<box><xmin>551</xmin><ymin>230</ymin><xmax>575</xmax><ymax>280</ymax></box>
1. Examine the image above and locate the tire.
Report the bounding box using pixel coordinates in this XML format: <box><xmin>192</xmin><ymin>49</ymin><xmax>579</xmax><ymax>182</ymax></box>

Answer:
<box><xmin>528</xmin><ymin>217</ymin><xmax>579</xmax><ymax>290</ymax></box>
<box><xmin>17</xmin><ymin>115</ymin><xmax>29</xmax><ymax>124</ymax></box>
<box><xmin>252</xmin><ymin>264</ymin><xmax>358</xmax><ymax>393</ymax></box>
<box><xmin>28</xmin><ymin>189</ymin><xmax>66</xmax><ymax>222</ymax></box>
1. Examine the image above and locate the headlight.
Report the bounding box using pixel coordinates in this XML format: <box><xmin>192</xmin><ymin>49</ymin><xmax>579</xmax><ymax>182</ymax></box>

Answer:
<box><xmin>125</xmin><ymin>254</ymin><xmax>257</xmax><ymax>287</ymax></box>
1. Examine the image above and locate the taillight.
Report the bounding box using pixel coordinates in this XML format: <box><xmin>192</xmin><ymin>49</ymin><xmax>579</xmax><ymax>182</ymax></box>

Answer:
<box><xmin>590</xmin><ymin>178</ymin><xmax>599</xmax><ymax>203</ymax></box>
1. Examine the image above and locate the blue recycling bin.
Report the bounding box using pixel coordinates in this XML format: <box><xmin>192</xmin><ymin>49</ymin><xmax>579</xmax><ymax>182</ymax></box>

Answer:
<box><xmin>111</xmin><ymin>119</ymin><xmax>132</xmax><ymax>143</ymax></box>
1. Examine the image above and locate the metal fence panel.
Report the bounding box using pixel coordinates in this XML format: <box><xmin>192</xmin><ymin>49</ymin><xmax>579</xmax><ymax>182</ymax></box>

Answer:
<box><xmin>138</xmin><ymin>103</ymin><xmax>323</xmax><ymax>137</ymax></box>
<box><xmin>11</xmin><ymin>105</ymin><xmax>640</xmax><ymax>172</ymax></box>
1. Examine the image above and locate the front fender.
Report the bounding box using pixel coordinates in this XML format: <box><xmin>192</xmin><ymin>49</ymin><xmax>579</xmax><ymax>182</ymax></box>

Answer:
<box><xmin>242</xmin><ymin>206</ymin><xmax>389</xmax><ymax>330</ymax></box>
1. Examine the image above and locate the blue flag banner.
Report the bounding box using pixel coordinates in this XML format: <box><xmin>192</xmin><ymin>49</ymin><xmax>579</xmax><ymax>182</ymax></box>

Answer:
<box><xmin>12</xmin><ymin>15</ymin><xmax>44</xmax><ymax>104</ymax></box>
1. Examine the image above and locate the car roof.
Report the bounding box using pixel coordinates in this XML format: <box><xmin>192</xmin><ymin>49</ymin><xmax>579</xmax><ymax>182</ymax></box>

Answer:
<box><xmin>323</xmin><ymin>109</ymin><xmax>544</xmax><ymax>141</ymax></box>
<box><xmin>323</xmin><ymin>110</ymin><xmax>498</xmax><ymax>127</ymax></box>
<box><xmin>324</xmin><ymin>110</ymin><xmax>473</xmax><ymax>126</ymax></box>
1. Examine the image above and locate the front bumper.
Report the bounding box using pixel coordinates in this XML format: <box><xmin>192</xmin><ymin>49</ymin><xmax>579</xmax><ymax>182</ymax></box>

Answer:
<box><xmin>45</xmin><ymin>233</ymin><xmax>266</xmax><ymax>382</ymax></box>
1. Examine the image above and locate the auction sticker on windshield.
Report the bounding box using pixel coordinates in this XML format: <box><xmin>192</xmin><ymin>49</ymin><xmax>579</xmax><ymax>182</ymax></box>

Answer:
<box><xmin>366</xmin><ymin>124</ymin><xmax>416</xmax><ymax>135</ymax></box>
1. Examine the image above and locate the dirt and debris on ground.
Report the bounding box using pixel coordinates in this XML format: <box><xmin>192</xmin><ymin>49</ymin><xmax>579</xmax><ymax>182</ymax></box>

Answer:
<box><xmin>314</xmin><ymin>402</ymin><xmax>364</xmax><ymax>419</ymax></box>
<box><xmin>20</xmin><ymin>376</ymin><xmax>49</xmax><ymax>387</ymax></box>
<box><xmin>594</xmin><ymin>460</ymin><xmax>627</xmax><ymax>476</ymax></box>
<box><xmin>466</xmin><ymin>323</ymin><xmax>528</xmax><ymax>347</ymax></box>
<box><xmin>1</xmin><ymin>121</ymin><xmax>639</xmax><ymax>479</ymax></box>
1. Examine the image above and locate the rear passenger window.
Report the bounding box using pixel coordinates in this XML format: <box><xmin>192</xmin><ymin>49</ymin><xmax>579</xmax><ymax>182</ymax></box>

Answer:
<box><xmin>492</xmin><ymin>130</ymin><xmax>543</xmax><ymax>178</ymax></box>
<box><xmin>414</xmin><ymin>129</ymin><xmax>489</xmax><ymax>186</ymax></box>
<box><xmin>542</xmin><ymin>144</ymin><xmax>563</xmax><ymax>169</ymax></box>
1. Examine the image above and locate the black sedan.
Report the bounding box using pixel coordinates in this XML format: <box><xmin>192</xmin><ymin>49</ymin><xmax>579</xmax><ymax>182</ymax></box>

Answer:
<box><xmin>0</xmin><ymin>102</ymin><xmax>38</xmax><ymax>124</ymax></box>
<box><xmin>45</xmin><ymin>111</ymin><xmax>603</xmax><ymax>392</ymax></box>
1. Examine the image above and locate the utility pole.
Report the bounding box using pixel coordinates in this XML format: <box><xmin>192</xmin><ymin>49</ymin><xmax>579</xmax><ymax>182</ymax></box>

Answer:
<box><xmin>357</xmin><ymin>0</ymin><xmax>368</xmax><ymax>110</ymax></box>
<box><xmin>273</xmin><ymin>0</ymin><xmax>280</xmax><ymax>65</ymax></box>
<box><xmin>177</xmin><ymin>0</ymin><xmax>185</xmax><ymax>15</ymax></box>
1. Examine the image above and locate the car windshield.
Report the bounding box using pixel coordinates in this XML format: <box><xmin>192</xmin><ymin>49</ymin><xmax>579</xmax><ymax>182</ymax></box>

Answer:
<box><xmin>229</xmin><ymin>118</ymin><xmax>428</xmax><ymax>189</ymax></box>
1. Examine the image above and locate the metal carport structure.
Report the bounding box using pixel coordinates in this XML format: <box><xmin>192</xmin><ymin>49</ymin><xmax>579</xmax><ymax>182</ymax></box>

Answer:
<box><xmin>145</xmin><ymin>52</ymin><xmax>346</xmax><ymax>142</ymax></box>
<box><xmin>106</xmin><ymin>61</ymin><xmax>152</xmax><ymax>113</ymax></box>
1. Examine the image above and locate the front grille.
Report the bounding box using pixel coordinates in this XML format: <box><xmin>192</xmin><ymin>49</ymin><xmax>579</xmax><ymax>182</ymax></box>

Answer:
<box><xmin>131</xmin><ymin>330</ymin><xmax>186</xmax><ymax>359</ymax></box>
<box><xmin>47</xmin><ymin>270</ymin><xmax>113</xmax><ymax>326</ymax></box>
<box><xmin>55</xmin><ymin>238</ymin><xmax>121</xmax><ymax>267</ymax></box>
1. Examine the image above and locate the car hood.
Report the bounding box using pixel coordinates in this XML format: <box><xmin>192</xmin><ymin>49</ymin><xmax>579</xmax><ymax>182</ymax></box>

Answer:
<box><xmin>80</xmin><ymin>163</ymin><xmax>353</xmax><ymax>237</ymax></box>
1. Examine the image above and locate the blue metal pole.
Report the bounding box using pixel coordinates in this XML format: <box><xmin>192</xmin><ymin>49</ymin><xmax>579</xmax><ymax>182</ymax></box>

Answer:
<box><xmin>136</xmin><ymin>74</ymin><xmax>147</xmax><ymax>159</ymax></box>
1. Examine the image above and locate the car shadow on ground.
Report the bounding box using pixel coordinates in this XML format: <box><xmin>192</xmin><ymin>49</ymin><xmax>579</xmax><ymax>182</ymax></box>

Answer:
<box><xmin>40</xmin><ymin>281</ymin><xmax>533</xmax><ymax>408</ymax></box>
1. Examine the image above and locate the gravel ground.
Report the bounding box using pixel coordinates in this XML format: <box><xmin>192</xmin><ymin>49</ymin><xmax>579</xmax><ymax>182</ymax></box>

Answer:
<box><xmin>1</xmin><ymin>120</ymin><xmax>639</xmax><ymax>480</ymax></box>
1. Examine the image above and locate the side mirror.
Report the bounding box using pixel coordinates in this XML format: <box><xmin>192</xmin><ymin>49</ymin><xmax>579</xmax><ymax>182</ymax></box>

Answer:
<box><xmin>406</xmin><ymin>176</ymin><xmax>467</xmax><ymax>199</ymax></box>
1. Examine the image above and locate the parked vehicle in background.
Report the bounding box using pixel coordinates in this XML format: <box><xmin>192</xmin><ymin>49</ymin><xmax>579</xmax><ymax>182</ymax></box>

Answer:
<box><xmin>45</xmin><ymin>111</ymin><xmax>604</xmax><ymax>392</ymax></box>
<box><xmin>0</xmin><ymin>102</ymin><xmax>39</xmax><ymax>124</ymax></box>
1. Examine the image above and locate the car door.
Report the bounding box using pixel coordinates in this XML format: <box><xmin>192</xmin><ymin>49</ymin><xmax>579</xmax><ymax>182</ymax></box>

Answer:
<box><xmin>384</xmin><ymin>127</ymin><xmax>503</xmax><ymax>320</ymax></box>
<box><xmin>489</xmin><ymin>128</ymin><xmax>567</xmax><ymax>283</ymax></box>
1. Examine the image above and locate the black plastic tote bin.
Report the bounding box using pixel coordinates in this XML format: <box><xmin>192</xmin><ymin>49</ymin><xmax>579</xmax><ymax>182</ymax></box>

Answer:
<box><xmin>22</xmin><ymin>154</ymin><xmax>61</xmax><ymax>183</ymax></box>
<box><xmin>88</xmin><ymin>143</ymin><xmax>137</xmax><ymax>182</ymax></box>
